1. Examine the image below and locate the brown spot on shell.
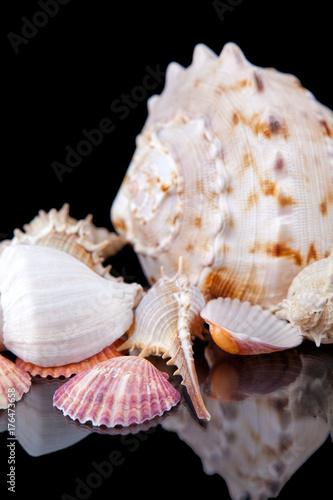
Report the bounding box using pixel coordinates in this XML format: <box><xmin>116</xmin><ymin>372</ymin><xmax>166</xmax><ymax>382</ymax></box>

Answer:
<box><xmin>268</xmin><ymin>242</ymin><xmax>303</xmax><ymax>267</ymax></box>
<box><xmin>277</xmin><ymin>192</ymin><xmax>297</xmax><ymax>207</ymax></box>
<box><xmin>113</xmin><ymin>218</ymin><xmax>127</xmax><ymax>233</ymax></box>
<box><xmin>194</xmin><ymin>216</ymin><xmax>202</xmax><ymax>228</ymax></box>
<box><xmin>232</xmin><ymin>112</ymin><xmax>240</xmax><ymax>126</ymax></box>
<box><xmin>186</xmin><ymin>242</ymin><xmax>194</xmax><ymax>252</ymax></box>
<box><xmin>260</xmin><ymin>178</ymin><xmax>276</xmax><ymax>196</ymax></box>
<box><xmin>202</xmin><ymin>267</ymin><xmax>263</xmax><ymax>303</ymax></box>
<box><xmin>274</xmin><ymin>152</ymin><xmax>284</xmax><ymax>171</ymax></box>
<box><xmin>242</xmin><ymin>149</ymin><xmax>255</xmax><ymax>170</ymax></box>
<box><xmin>233</xmin><ymin>111</ymin><xmax>289</xmax><ymax>141</ymax></box>
<box><xmin>253</xmin><ymin>70</ymin><xmax>264</xmax><ymax>92</ymax></box>
<box><xmin>306</xmin><ymin>242</ymin><xmax>318</xmax><ymax>265</ymax></box>
<box><xmin>319</xmin><ymin>119</ymin><xmax>333</xmax><ymax>138</ymax></box>
<box><xmin>320</xmin><ymin>199</ymin><xmax>328</xmax><ymax>216</ymax></box>
<box><xmin>247</xmin><ymin>191</ymin><xmax>260</xmax><ymax>209</ymax></box>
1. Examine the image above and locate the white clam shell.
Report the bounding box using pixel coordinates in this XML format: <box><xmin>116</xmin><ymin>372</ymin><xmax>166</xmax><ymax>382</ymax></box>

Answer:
<box><xmin>111</xmin><ymin>42</ymin><xmax>333</xmax><ymax>309</ymax></box>
<box><xmin>201</xmin><ymin>297</ymin><xmax>303</xmax><ymax>354</ymax></box>
<box><xmin>0</xmin><ymin>245</ymin><xmax>142</xmax><ymax>366</ymax></box>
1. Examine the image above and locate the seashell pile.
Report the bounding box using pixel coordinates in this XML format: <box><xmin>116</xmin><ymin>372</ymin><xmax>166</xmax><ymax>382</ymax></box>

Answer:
<box><xmin>1</xmin><ymin>42</ymin><xmax>333</xmax><ymax>427</ymax></box>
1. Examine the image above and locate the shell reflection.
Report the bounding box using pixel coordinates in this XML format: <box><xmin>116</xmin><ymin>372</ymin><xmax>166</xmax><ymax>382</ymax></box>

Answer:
<box><xmin>162</xmin><ymin>343</ymin><xmax>333</xmax><ymax>500</ymax></box>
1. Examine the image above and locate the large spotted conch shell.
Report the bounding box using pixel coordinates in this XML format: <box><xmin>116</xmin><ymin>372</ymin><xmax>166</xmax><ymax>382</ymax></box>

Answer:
<box><xmin>111</xmin><ymin>42</ymin><xmax>333</xmax><ymax>309</ymax></box>
<box><xmin>276</xmin><ymin>246</ymin><xmax>333</xmax><ymax>346</ymax></box>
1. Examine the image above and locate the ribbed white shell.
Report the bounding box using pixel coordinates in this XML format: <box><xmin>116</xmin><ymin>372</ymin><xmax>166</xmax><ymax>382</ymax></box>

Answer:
<box><xmin>0</xmin><ymin>245</ymin><xmax>142</xmax><ymax>366</ymax></box>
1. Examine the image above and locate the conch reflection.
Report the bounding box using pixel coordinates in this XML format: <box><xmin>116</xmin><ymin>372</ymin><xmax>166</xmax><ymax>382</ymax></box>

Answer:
<box><xmin>163</xmin><ymin>342</ymin><xmax>333</xmax><ymax>500</ymax></box>
<box><xmin>0</xmin><ymin>342</ymin><xmax>332</xmax><ymax>500</ymax></box>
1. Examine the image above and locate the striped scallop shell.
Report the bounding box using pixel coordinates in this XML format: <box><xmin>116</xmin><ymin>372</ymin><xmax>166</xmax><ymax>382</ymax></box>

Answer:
<box><xmin>53</xmin><ymin>355</ymin><xmax>181</xmax><ymax>427</ymax></box>
<box><xmin>200</xmin><ymin>297</ymin><xmax>303</xmax><ymax>355</ymax></box>
<box><xmin>111</xmin><ymin>42</ymin><xmax>333</xmax><ymax>309</ymax></box>
<box><xmin>276</xmin><ymin>248</ymin><xmax>333</xmax><ymax>345</ymax></box>
<box><xmin>119</xmin><ymin>258</ymin><xmax>210</xmax><ymax>420</ymax></box>
<box><xmin>0</xmin><ymin>354</ymin><xmax>31</xmax><ymax>409</ymax></box>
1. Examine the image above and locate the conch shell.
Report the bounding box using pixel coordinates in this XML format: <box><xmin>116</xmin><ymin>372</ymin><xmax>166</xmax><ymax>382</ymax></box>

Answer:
<box><xmin>276</xmin><ymin>247</ymin><xmax>333</xmax><ymax>345</ymax></box>
<box><xmin>119</xmin><ymin>258</ymin><xmax>210</xmax><ymax>420</ymax></box>
<box><xmin>0</xmin><ymin>244</ymin><xmax>142</xmax><ymax>367</ymax></box>
<box><xmin>111</xmin><ymin>42</ymin><xmax>333</xmax><ymax>309</ymax></box>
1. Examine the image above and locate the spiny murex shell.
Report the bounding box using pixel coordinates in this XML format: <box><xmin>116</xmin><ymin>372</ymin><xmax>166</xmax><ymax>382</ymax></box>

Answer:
<box><xmin>276</xmin><ymin>247</ymin><xmax>333</xmax><ymax>345</ymax></box>
<box><xmin>119</xmin><ymin>258</ymin><xmax>210</xmax><ymax>420</ymax></box>
<box><xmin>0</xmin><ymin>244</ymin><xmax>142</xmax><ymax>367</ymax></box>
<box><xmin>10</xmin><ymin>203</ymin><xmax>126</xmax><ymax>278</ymax></box>
<box><xmin>111</xmin><ymin>42</ymin><xmax>333</xmax><ymax>309</ymax></box>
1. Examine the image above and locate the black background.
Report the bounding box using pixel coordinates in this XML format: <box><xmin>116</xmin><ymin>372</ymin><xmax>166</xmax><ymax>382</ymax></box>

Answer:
<box><xmin>1</xmin><ymin>1</ymin><xmax>332</xmax><ymax>499</ymax></box>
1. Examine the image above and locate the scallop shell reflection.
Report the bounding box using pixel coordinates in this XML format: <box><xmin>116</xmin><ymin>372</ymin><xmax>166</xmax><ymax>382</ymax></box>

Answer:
<box><xmin>53</xmin><ymin>356</ymin><xmax>181</xmax><ymax>427</ymax></box>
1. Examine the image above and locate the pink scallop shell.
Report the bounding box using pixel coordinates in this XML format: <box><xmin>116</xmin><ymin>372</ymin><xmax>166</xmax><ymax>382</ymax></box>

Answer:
<box><xmin>53</xmin><ymin>355</ymin><xmax>181</xmax><ymax>427</ymax></box>
<box><xmin>201</xmin><ymin>297</ymin><xmax>303</xmax><ymax>355</ymax></box>
<box><xmin>15</xmin><ymin>340</ymin><xmax>125</xmax><ymax>379</ymax></box>
<box><xmin>0</xmin><ymin>354</ymin><xmax>31</xmax><ymax>409</ymax></box>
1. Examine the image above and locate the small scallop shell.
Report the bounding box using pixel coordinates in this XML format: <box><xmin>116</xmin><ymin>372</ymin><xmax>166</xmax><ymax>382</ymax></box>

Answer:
<box><xmin>0</xmin><ymin>244</ymin><xmax>142</xmax><ymax>367</ymax></box>
<box><xmin>53</xmin><ymin>355</ymin><xmax>181</xmax><ymax>427</ymax></box>
<box><xmin>119</xmin><ymin>258</ymin><xmax>210</xmax><ymax>420</ymax></box>
<box><xmin>15</xmin><ymin>339</ymin><xmax>125</xmax><ymax>378</ymax></box>
<box><xmin>11</xmin><ymin>203</ymin><xmax>126</xmax><ymax>278</ymax></box>
<box><xmin>0</xmin><ymin>354</ymin><xmax>31</xmax><ymax>409</ymax></box>
<box><xmin>200</xmin><ymin>297</ymin><xmax>303</xmax><ymax>354</ymax></box>
<box><xmin>276</xmin><ymin>248</ymin><xmax>333</xmax><ymax>346</ymax></box>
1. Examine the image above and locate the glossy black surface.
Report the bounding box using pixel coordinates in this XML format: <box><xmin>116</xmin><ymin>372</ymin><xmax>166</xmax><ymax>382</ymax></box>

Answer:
<box><xmin>2</xmin><ymin>1</ymin><xmax>332</xmax><ymax>499</ymax></box>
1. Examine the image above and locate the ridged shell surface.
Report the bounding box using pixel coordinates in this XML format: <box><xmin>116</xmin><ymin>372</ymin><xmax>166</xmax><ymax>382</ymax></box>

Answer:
<box><xmin>53</xmin><ymin>355</ymin><xmax>181</xmax><ymax>427</ymax></box>
<box><xmin>11</xmin><ymin>203</ymin><xmax>126</xmax><ymax>278</ymax></box>
<box><xmin>0</xmin><ymin>354</ymin><xmax>31</xmax><ymax>409</ymax></box>
<box><xmin>111</xmin><ymin>42</ymin><xmax>333</xmax><ymax>309</ymax></box>
<box><xmin>276</xmin><ymin>249</ymin><xmax>333</xmax><ymax>345</ymax></box>
<box><xmin>201</xmin><ymin>297</ymin><xmax>303</xmax><ymax>354</ymax></box>
<box><xmin>0</xmin><ymin>245</ymin><xmax>142</xmax><ymax>367</ymax></box>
